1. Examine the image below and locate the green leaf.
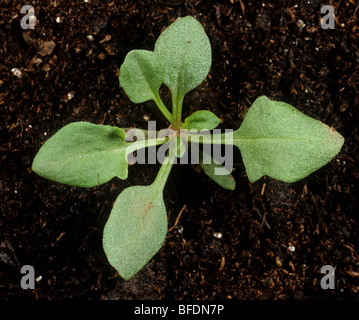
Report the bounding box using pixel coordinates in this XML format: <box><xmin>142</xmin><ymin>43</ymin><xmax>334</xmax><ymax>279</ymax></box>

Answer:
<box><xmin>32</xmin><ymin>122</ymin><xmax>130</xmax><ymax>188</ymax></box>
<box><xmin>195</xmin><ymin>145</ymin><xmax>236</xmax><ymax>190</ymax></box>
<box><xmin>183</xmin><ymin>110</ymin><xmax>221</xmax><ymax>131</ymax></box>
<box><xmin>233</xmin><ymin>96</ymin><xmax>344</xmax><ymax>183</ymax></box>
<box><xmin>154</xmin><ymin>16</ymin><xmax>211</xmax><ymax>118</ymax></box>
<box><xmin>102</xmin><ymin>185</ymin><xmax>167</xmax><ymax>280</ymax></box>
<box><xmin>119</xmin><ymin>49</ymin><xmax>164</xmax><ymax>104</ymax></box>
<box><xmin>103</xmin><ymin>156</ymin><xmax>173</xmax><ymax>280</ymax></box>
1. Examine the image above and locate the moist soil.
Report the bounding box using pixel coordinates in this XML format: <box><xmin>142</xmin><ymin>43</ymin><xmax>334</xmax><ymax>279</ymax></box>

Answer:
<box><xmin>1</xmin><ymin>0</ymin><xmax>358</xmax><ymax>300</ymax></box>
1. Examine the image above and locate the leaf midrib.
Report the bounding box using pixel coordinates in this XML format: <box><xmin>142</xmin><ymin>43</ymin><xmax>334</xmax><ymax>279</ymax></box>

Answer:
<box><xmin>40</xmin><ymin>146</ymin><xmax>126</xmax><ymax>167</ymax></box>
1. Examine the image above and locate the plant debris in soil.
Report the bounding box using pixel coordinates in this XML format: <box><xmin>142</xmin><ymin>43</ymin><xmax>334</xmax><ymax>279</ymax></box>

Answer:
<box><xmin>1</xmin><ymin>0</ymin><xmax>359</xmax><ymax>300</ymax></box>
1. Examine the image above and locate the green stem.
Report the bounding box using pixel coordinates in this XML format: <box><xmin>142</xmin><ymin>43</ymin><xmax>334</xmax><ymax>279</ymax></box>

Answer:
<box><xmin>183</xmin><ymin>131</ymin><xmax>232</xmax><ymax>145</ymax></box>
<box><xmin>122</xmin><ymin>128</ymin><xmax>159</xmax><ymax>135</ymax></box>
<box><xmin>153</xmin><ymin>94</ymin><xmax>176</xmax><ymax>125</ymax></box>
<box><xmin>125</xmin><ymin>136</ymin><xmax>169</xmax><ymax>157</ymax></box>
<box><xmin>171</xmin><ymin>91</ymin><xmax>178</xmax><ymax>124</ymax></box>
<box><xmin>152</xmin><ymin>140</ymin><xmax>175</xmax><ymax>192</ymax></box>
<box><xmin>174</xmin><ymin>93</ymin><xmax>184</xmax><ymax>123</ymax></box>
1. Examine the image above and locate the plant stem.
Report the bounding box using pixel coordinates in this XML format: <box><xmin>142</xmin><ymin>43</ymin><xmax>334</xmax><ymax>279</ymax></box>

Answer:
<box><xmin>174</xmin><ymin>93</ymin><xmax>184</xmax><ymax>123</ymax></box>
<box><xmin>171</xmin><ymin>91</ymin><xmax>178</xmax><ymax>124</ymax></box>
<box><xmin>125</xmin><ymin>136</ymin><xmax>168</xmax><ymax>157</ymax></box>
<box><xmin>183</xmin><ymin>130</ymin><xmax>231</xmax><ymax>145</ymax></box>
<box><xmin>122</xmin><ymin>128</ymin><xmax>159</xmax><ymax>135</ymax></box>
<box><xmin>152</xmin><ymin>139</ymin><xmax>176</xmax><ymax>192</ymax></box>
<box><xmin>154</xmin><ymin>94</ymin><xmax>176</xmax><ymax>125</ymax></box>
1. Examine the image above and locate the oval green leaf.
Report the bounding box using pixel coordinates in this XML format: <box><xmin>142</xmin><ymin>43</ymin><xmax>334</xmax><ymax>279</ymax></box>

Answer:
<box><xmin>32</xmin><ymin>122</ymin><xmax>129</xmax><ymax>187</ymax></box>
<box><xmin>103</xmin><ymin>157</ymin><xmax>173</xmax><ymax>280</ymax></box>
<box><xmin>183</xmin><ymin>110</ymin><xmax>221</xmax><ymax>131</ymax></box>
<box><xmin>154</xmin><ymin>16</ymin><xmax>211</xmax><ymax>108</ymax></box>
<box><xmin>191</xmin><ymin>144</ymin><xmax>235</xmax><ymax>190</ymax></box>
<box><xmin>119</xmin><ymin>49</ymin><xmax>164</xmax><ymax>104</ymax></box>
<box><xmin>233</xmin><ymin>96</ymin><xmax>344</xmax><ymax>183</ymax></box>
<box><xmin>103</xmin><ymin>185</ymin><xmax>167</xmax><ymax>280</ymax></box>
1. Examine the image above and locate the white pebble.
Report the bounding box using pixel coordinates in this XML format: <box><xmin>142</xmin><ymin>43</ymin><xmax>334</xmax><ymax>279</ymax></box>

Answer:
<box><xmin>213</xmin><ymin>232</ymin><xmax>223</xmax><ymax>239</ymax></box>
<box><xmin>67</xmin><ymin>92</ymin><xmax>75</xmax><ymax>100</ymax></box>
<box><xmin>11</xmin><ymin>68</ymin><xmax>22</xmax><ymax>78</ymax></box>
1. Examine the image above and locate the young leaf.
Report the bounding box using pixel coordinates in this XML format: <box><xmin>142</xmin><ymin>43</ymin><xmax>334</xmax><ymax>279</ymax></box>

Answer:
<box><xmin>103</xmin><ymin>155</ymin><xmax>173</xmax><ymax>280</ymax></box>
<box><xmin>233</xmin><ymin>96</ymin><xmax>344</xmax><ymax>183</ymax></box>
<box><xmin>32</xmin><ymin>122</ymin><xmax>130</xmax><ymax>187</ymax></box>
<box><xmin>119</xmin><ymin>49</ymin><xmax>164</xmax><ymax>104</ymax></box>
<box><xmin>183</xmin><ymin>110</ymin><xmax>221</xmax><ymax>131</ymax></box>
<box><xmin>154</xmin><ymin>16</ymin><xmax>211</xmax><ymax>119</ymax></box>
<box><xmin>193</xmin><ymin>145</ymin><xmax>236</xmax><ymax>190</ymax></box>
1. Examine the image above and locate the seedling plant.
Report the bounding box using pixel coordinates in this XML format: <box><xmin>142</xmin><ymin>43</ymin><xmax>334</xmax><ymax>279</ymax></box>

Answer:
<box><xmin>32</xmin><ymin>16</ymin><xmax>344</xmax><ymax>280</ymax></box>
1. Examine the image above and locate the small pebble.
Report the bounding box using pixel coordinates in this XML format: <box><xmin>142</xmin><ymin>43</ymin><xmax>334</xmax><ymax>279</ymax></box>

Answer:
<box><xmin>42</xmin><ymin>64</ymin><xmax>50</xmax><ymax>72</ymax></box>
<box><xmin>11</xmin><ymin>68</ymin><xmax>22</xmax><ymax>78</ymax></box>
<box><xmin>297</xmin><ymin>19</ymin><xmax>306</xmax><ymax>29</ymax></box>
<box><xmin>67</xmin><ymin>92</ymin><xmax>75</xmax><ymax>101</ymax></box>
<box><xmin>213</xmin><ymin>232</ymin><xmax>223</xmax><ymax>239</ymax></box>
<box><xmin>33</xmin><ymin>57</ymin><xmax>43</xmax><ymax>65</ymax></box>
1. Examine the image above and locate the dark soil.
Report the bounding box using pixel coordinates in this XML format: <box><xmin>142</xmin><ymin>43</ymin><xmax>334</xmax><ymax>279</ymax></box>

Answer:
<box><xmin>1</xmin><ymin>0</ymin><xmax>358</xmax><ymax>300</ymax></box>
